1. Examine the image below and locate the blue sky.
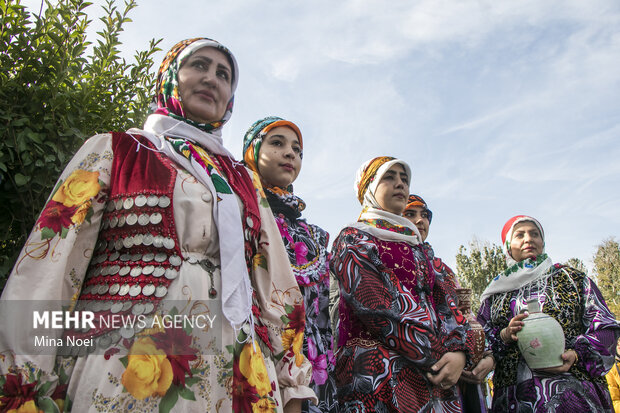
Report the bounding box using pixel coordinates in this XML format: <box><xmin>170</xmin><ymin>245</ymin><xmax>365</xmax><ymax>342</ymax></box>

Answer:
<box><xmin>23</xmin><ymin>0</ymin><xmax>620</xmax><ymax>272</ymax></box>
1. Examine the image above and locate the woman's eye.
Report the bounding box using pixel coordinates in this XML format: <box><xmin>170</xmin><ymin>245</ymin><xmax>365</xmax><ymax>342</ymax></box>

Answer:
<box><xmin>293</xmin><ymin>146</ymin><xmax>301</xmax><ymax>154</ymax></box>
<box><xmin>217</xmin><ymin>70</ymin><xmax>229</xmax><ymax>81</ymax></box>
<box><xmin>192</xmin><ymin>61</ymin><xmax>206</xmax><ymax>70</ymax></box>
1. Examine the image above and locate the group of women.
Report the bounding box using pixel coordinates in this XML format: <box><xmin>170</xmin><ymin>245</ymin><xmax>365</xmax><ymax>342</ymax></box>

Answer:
<box><xmin>0</xmin><ymin>37</ymin><xmax>618</xmax><ymax>413</ymax></box>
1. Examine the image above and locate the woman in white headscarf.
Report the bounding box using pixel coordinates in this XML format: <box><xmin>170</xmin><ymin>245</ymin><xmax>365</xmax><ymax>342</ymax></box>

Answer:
<box><xmin>330</xmin><ymin>156</ymin><xmax>473</xmax><ymax>412</ymax></box>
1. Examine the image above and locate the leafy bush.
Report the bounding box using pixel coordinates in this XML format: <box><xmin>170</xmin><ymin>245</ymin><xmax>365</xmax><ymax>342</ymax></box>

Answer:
<box><xmin>0</xmin><ymin>0</ymin><xmax>161</xmax><ymax>289</ymax></box>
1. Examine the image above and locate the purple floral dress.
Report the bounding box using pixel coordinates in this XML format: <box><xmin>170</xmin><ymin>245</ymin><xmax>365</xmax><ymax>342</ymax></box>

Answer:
<box><xmin>477</xmin><ymin>265</ymin><xmax>620</xmax><ymax>412</ymax></box>
<box><xmin>265</xmin><ymin>188</ymin><xmax>337</xmax><ymax>412</ymax></box>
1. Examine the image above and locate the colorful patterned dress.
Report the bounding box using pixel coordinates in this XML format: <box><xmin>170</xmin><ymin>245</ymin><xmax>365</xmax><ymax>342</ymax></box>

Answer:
<box><xmin>477</xmin><ymin>265</ymin><xmax>619</xmax><ymax>412</ymax></box>
<box><xmin>331</xmin><ymin>226</ymin><xmax>473</xmax><ymax>412</ymax></box>
<box><xmin>265</xmin><ymin>188</ymin><xmax>337</xmax><ymax>413</ymax></box>
<box><xmin>0</xmin><ymin>133</ymin><xmax>315</xmax><ymax>412</ymax></box>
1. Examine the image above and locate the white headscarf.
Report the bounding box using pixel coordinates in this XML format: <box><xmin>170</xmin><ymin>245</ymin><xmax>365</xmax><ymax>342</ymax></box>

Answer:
<box><xmin>348</xmin><ymin>156</ymin><xmax>421</xmax><ymax>246</ymax></box>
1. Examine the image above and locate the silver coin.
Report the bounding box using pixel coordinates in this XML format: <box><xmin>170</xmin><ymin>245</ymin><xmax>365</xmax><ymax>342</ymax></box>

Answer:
<box><xmin>130</xmin><ymin>253</ymin><xmax>141</xmax><ymax>262</ymax></box>
<box><xmin>147</xmin><ymin>195</ymin><xmax>159</xmax><ymax>207</ymax></box>
<box><xmin>132</xmin><ymin>303</ymin><xmax>145</xmax><ymax>315</ymax></box>
<box><xmin>111</xmin><ymin>302</ymin><xmax>124</xmax><ymax>313</ymax></box>
<box><xmin>101</xmin><ymin>219</ymin><xmax>109</xmax><ymax>230</ymax></box>
<box><xmin>143</xmin><ymin>303</ymin><xmax>155</xmax><ymax>314</ymax></box>
<box><xmin>120</xmin><ymin>254</ymin><xmax>131</xmax><ymax>262</ymax></box>
<box><xmin>138</xmin><ymin>214</ymin><xmax>150</xmax><ymax>226</ymax></box>
<box><xmin>153</xmin><ymin>236</ymin><xmax>164</xmax><ymax>248</ymax></box>
<box><xmin>98</xmin><ymin>284</ymin><xmax>109</xmax><ymax>295</ymax></box>
<box><xmin>142</xmin><ymin>265</ymin><xmax>154</xmax><ymax>275</ymax></box>
<box><xmin>122</xmin><ymin>301</ymin><xmax>133</xmax><ymax>311</ymax></box>
<box><xmin>106</xmin><ymin>201</ymin><xmax>115</xmax><ymax>212</ymax></box>
<box><xmin>142</xmin><ymin>252</ymin><xmax>154</xmax><ymax>262</ymax></box>
<box><xmin>149</xmin><ymin>213</ymin><xmax>163</xmax><ymax>225</ymax></box>
<box><xmin>169</xmin><ymin>255</ymin><xmax>182</xmax><ymax>267</ymax></box>
<box><xmin>142</xmin><ymin>284</ymin><xmax>155</xmax><ymax>297</ymax></box>
<box><xmin>123</xmin><ymin>197</ymin><xmax>134</xmax><ymax>210</ymax></box>
<box><xmin>130</xmin><ymin>267</ymin><xmax>142</xmax><ymax>277</ymax></box>
<box><xmin>246</xmin><ymin>216</ymin><xmax>254</xmax><ymax>228</ymax></box>
<box><xmin>109</xmin><ymin>283</ymin><xmax>121</xmax><ymax>295</ymax></box>
<box><xmin>103</xmin><ymin>301</ymin><xmax>113</xmax><ymax>311</ymax></box>
<box><xmin>123</xmin><ymin>237</ymin><xmax>134</xmax><ymax>249</ymax></box>
<box><xmin>244</xmin><ymin>228</ymin><xmax>251</xmax><ymax>241</ymax></box>
<box><xmin>109</xmin><ymin>252</ymin><xmax>120</xmax><ymax>262</ymax></box>
<box><xmin>109</xmin><ymin>265</ymin><xmax>120</xmax><ymax>275</ymax></box>
<box><xmin>164</xmin><ymin>268</ymin><xmax>178</xmax><ymax>280</ymax></box>
<box><xmin>119</xmin><ymin>266</ymin><xmax>131</xmax><ymax>276</ymax></box>
<box><xmin>109</xmin><ymin>331</ymin><xmax>121</xmax><ymax>343</ymax></box>
<box><xmin>154</xmin><ymin>285</ymin><xmax>168</xmax><ymax>298</ymax></box>
<box><xmin>133</xmin><ymin>233</ymin><xmax>144</xmax><ymax>246</ymax></box>
<box><xmin>98</xmin><ymin>335</ymin><xmax>112</xmax><ymax>348</ymax></box>
<box><xmin>153</xmin><ymin>267</ymin><xmax>165</xmax><ymax>277</ymax></box>
<box><xmin>120</xmin><ymin>326</ymin><xmax>134</xmax><ymax>339</ymax></box>
<box><xmin>126</xmin><ymin>213</ymin><xmax>138</xmax><ymax>226</ymax></box>
<box><xmin>77</xmin><ymin>345</ymin><xmax>88</xmax><ymax>357</ymax></box>
<box><xmin>154</xmin><ymin>253</ymin><xmax>167</xmax><ymax>263</ymax></box>
<box><xmin>135</xmin><ymin>195</ymin><xmax>147</xmax><ymax>207</ymax></box>
<box><xmin>158</xmin><ymin>196</ymin><xmax>171</xmax><ymax>208</ymax></box>
<box><xmin>100</xmin><ymin>266</ymin><xmax>110</xmax><ymax>276</ymax></box>
<box><xmin>118</xmin><ymin>284</ymin><xmax>130</xmax><ymax>296</ymax></box>
<box><xmin>115</xmin><ymin>199</ymin><xmax>124</xmax><ymax>210</ymax></box>
<box><xmin>108</xmin><ymin>240</ymin><xmax>116</xmax><ymax>251</ymax></box>
<box><xmin>187</xmin><ymin>256</ymin><xmax>198</xmax><ymax>264</ymax></box>
<box><xmin>143</xmin><ymin>233</ymin><xmax>154</xmax><ymax>245</ymax></box>
<box><xmin>115</xmin><ymin>239</ymin><xmax>124</xmax><ymax>251</ymax></box>
<box><xmin>117</xmin><ymin>215</ymin><xmax>126</xmax><ymax>227</ymax></box>
<box><xmin>96</xmin><ymin>239</ymin><xmax>106</xmax><ymax>251</ymax></box>
<box><xmin>163</xmin><ymin>237</ymin><xmax>175</xmax><ymax>250</ymax></box>
<box><xmin>129</xmin><ymin>284</ymin><xmax>142</xmax><ymax>297</ymax></box>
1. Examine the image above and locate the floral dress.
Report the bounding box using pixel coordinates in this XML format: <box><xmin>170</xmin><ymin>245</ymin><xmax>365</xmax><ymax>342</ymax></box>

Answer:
<box><xmin>265</xmin><ymin>188</ymin><xmax>337</xmax><ymax>413</ymax></box>
<box><xmin>0</xmin><ymin>133</ymin><xmax>315</xmax><ymax>412</ymax></box>
<box><xmin>477</xmin><ymin>265</ymin><xmax>620</xmax><ymax>412</ymax></box>
<box><xmin>331</xmin><ymin>226</ymin><xmax>473</xmax><ymax>412</ymax></box>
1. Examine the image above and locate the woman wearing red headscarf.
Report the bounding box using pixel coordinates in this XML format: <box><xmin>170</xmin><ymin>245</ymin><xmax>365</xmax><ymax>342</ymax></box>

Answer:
<box><xmin>477</xmin><ymin>215</ymin><xmax>620</xmax><ymax>412</ymax></box>
<box><xmin>0</xmin><ymin>38</ymin><xmax>314</xmax><ymax>412</ymax></box>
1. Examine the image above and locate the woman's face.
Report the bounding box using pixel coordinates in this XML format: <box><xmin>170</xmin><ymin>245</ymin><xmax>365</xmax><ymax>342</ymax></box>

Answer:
<box><xmin>510</xmin><ymin>221</ymin><xmax>544</xmax><ymax>262</ymax></box>
<box><xmin>403</xmin><ymin>206</ymin><xmax>430</xmax><ymax>241</ymax></box>
<box><xmin>177</xmin><ymin>47</ymin><xmax>233</xmax><ymax>124</ymax></box>
<box><xmin>257</xmin><ymin>126</ymin><xmax>302</xmax><ymax>188</ymax></box>
<box><xmin>374</xmin><ymin>164</ymin><xmax>409</xmax><ymax>215</ymax></box>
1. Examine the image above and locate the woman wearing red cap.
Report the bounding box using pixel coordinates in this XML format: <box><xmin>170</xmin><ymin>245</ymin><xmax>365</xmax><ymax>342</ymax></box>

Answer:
<box><xmin>477</xmin><ymin>215</ymin><xmax>620</xmax><ymax>412</ymax></box>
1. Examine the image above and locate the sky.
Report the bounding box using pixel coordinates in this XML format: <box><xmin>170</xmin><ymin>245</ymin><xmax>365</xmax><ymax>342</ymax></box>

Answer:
<box><xmin>22</xmin><ymin>0</ymin><xmax>620</xmax><ymax>273</ymax></box>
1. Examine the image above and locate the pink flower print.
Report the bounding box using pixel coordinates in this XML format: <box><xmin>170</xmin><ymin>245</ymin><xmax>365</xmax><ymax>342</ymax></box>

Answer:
<box><xmin>530</xmin><ymin>338</ymin><xmax>542</xmax><ymax>349</ymax></box>
<box><xmin>276</xmin><ymin>216</ymin><xmax>295</xmax><ymax>244</ymax></box>
<box><xmin>294</xmin><ymin>241</ymin><xmax>308</xmax><ymax>266</ymax></box>
<box><xmin>308</xmin><ymin>337</ymin><xmax>328</xmax><ymax>385</ymax></box>
<box><xmin>313</xmin><ymin>297</ymin><xmax>319</xmax><ymax>315</ymax></box>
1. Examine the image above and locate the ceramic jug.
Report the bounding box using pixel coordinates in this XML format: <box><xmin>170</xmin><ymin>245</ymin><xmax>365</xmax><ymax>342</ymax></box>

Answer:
<box><xmin>517</xmin><ymin>298</ymin><xmax>565</xmax><ymax>369</ymax></box>
<box><xmin>456</xmin><ymin>288</ymin><xmax>486</xmax><ymax>366</ymax></box>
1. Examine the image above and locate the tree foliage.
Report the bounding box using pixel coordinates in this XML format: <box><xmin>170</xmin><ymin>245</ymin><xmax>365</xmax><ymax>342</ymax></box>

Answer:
<box><xmin>593</xmin><ymin>237</ymin><xmax>620</xmax><ymax>317</ymax></box>
<box><xmin>563</xmin><ymin>257</ymin><xmax>588</xmax><ymax>275</ymax></box>
<box><xmin>455</xmin><ymin>238</ymin><xmax>507</xmax><ymax>313</ymax></box>
<box><xmin>0</xmin><ymin>0</ymin><xmax>161</xmax><ymax>287</ymax></box>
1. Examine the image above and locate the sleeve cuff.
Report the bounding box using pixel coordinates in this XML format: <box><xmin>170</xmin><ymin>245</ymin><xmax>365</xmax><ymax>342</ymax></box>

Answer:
<box><xmin>281</xmin><ymin>385</ymin><xmax>318</xmax><ymax>410</ymax></box>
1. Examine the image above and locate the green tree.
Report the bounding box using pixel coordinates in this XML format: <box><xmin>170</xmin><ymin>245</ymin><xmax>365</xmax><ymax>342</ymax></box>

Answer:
<box><xmin>455</xmin><ymin>238</ymin><xmax>507</xmax><ymax>313</ymax></box>
<box><xmin>0</xmin><ymin>0</ymin><xmax>161</xmax><ymax>288</ymax></box>
<box><xmin>563</xmin><ymin>257</ymin><xmax>588</xmax><ymax>275</ymax></box>
<box><xmin>593</xmin><ymin>237</ymin><xmax>620</xmax><ymax>317</ymax></box>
